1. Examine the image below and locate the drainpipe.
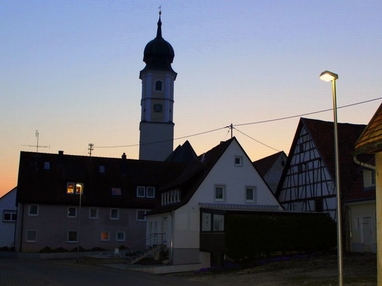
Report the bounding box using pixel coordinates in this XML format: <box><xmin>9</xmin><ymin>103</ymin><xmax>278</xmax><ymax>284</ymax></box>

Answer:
<box><xmin>353</xmin><ymin>154</ymin><xmax>375</xmax><ymax>170</ymax></box>
<box><xmin>170</xmin><ymin>211</ymin><xmax>174</xmax><ymax>265</ymax></box>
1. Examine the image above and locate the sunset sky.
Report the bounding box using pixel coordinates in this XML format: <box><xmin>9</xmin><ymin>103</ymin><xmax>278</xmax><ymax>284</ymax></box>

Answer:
<box><xmin>1</xmin><ymin>1</ymin><xmax>381</xmax><ymax>197</ymax></box>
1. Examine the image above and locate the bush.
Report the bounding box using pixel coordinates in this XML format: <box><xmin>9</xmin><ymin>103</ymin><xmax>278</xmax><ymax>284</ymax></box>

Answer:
<box><xmin>225</xmin><ymin>212</ymin><xmax>336</xmax><ymax>261</ymax></box>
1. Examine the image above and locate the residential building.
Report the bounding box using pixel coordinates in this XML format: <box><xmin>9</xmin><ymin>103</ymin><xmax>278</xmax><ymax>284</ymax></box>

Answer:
<box><xmin>0</xmin><ymin>187</ymin><xmax>17</xmax><ymax>249</ymax></box>
<box><xmin>253</xmin><ymin>151</ymin><xmax>287</xmax><ymax>194</ymax></box>
<box><xmin>146</xmin><ymin>137</ymin><xmax>283</xmax><ymax>267</ymax></box>
<box><xmin>15</xmin><ymin>151</ymin><xmax>185</xmax><ymax>253</ymax></box>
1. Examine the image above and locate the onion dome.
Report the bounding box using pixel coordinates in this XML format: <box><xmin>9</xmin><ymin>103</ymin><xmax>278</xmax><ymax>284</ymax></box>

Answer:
<box><xmin>141</xmin><ymin>12</ymin><xmax>176</xmax><ymax>74</ymax></box>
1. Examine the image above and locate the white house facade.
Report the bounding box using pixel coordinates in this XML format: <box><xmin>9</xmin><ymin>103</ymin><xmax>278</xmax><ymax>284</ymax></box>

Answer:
<box><xmin>0</xmin><ymin>187</ymin><xmax>17</xmax><ymax>248</ymax></box>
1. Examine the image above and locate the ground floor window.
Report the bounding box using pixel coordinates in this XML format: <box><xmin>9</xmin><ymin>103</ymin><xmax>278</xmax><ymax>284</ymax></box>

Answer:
<box><xmin>67</xmin><ymin>231</ymin><xmax>78</xmax><ymax>243</ymax></box>
<box><xmin>101</xmin><ymin>231</ymin><xmax>110</xmax><ymax>241</ymax></box>
<box><xmin>116</xmin><ymin>231</ymin><xmax>125</xmax><ymax>241</ymax></box>
<box><xmin>26</xmin><ymin>230</ymin><xmax>37</xmax><ymax>242</ymax></box>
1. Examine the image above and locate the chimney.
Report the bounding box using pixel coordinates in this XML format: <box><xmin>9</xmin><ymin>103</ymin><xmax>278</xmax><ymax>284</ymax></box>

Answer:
<box><xmin>121</xmin><ymin>153</ymin><xmax>127</xmax><ymax>175</ymax></box>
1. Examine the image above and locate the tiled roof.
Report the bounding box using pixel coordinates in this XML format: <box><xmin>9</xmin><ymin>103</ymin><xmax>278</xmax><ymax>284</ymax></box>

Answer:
<box><xmin>17</xmin><ymin>151</ymin><xmax>186</xmax><ymax>208</ymax></box>
<box><xmin>253</xmin><ymin>151</ymin><xmax>286</xmax><ymax>177</ymax></box>
<box><xmin>301</xmin><ymin>118</ymin><xmax>369</xmax><ymax>195</ymax></box>
<box><xmin>149</xmin><ymin>138</ymin><xmax>236</xmax><ymax>215</ymax></box>
<box><xmin>355</xmin><ymin>103</ymin><xmax>382</xmax><ymax>154</ymax></box>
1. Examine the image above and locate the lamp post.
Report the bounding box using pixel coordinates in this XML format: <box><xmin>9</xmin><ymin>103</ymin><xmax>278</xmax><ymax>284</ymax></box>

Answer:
<box><xmin>320</xmin><ymin>70</ymin><xmax>342</xmax><ymax>286</ymax></box>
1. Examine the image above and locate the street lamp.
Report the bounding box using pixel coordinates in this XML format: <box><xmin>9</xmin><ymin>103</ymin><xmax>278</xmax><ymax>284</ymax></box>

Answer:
<box><xmin>320</xmin><ymin>70</ymin><xmax>342</xmax><ymax>286</ymax></box>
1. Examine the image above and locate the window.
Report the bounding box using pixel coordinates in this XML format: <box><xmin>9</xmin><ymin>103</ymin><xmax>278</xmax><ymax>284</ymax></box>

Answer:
<box><xmin>214</xmin><ymin>185</ymin><xmax>225</xmax><ymax>201</ymax></box>
<box><xmin>371</xmin><ymin>171</ymin><xmax>376</xmax><ymax>186</ymax></box>
<box><xmin>146</xmin><ymin>187</ymin><xmax>155</xmax><ymax>198</ymax></box>
<box><xmin>136</xmin><ymin>186</ymin><xmax>155</xmax><ymax>198</ymax></box>
<box><xmin>67</xmin><ymin>207</ymin><xmax>77</xmax><ymax>218</ymax></box>
<box><xmin>26</xmin><ymin>230</ymin><xmax>37</xmax><ymax>242</ymax></box>
<box><xmin>28</xmin><ymin>205</ymin><xmax>39</xmax><ymax>216</ymax></box>
<box><xmin>201</xmin><ymin>212</ymin><xmax>212</xmax><ymax>231</ymax></box>
<box><xmin>111</xmin><ymin>188</ymin><xmax>122</xmax><ymax>196</ymax></box>
<box><xmin>116</xmin><ymin>231</ymin><xmax>125</xmax><ymax>241</ymax></box>
<box><xmin>137</xmin><ymin>210</ymin><xmax>149</xmax><ymax>221</ymax></box>
<box><xmin>3</xmin><ymin>210</ymin><xmax>17</xmax><ymax>222</ymax></box>
<box><xmin>67</xmin><ymin>182</ymin><xmax>83</xmax><ymax>195</ymax></box>
<box><xmin>234</xmin><ymin>156</ymin><xmax>242</xmax><ymax>167</ymax></box>
<box><xmin>110</xmin><ymin>208</ymin><xmax>119</xmax><ymax>220</ymax></box>
<box><xmin>136</xmin><ymin>186</ymin><xmax>145</xmax><ymax>197</ymax></box>
<box><xmin>68</xmin><ymin>231</ymin><xmax>78</xmax><ymax>243</ymax></box>
<box><xmin>101</xmin><ymin>231</ymin><xmax>110</xmax><ymax>241</ymax></box>
<box><xmin>99</xmin><ymin>165</ymin><xmax>105</xmax><ymax>173</ymax></box>
<box><xmin>245</xmin><ymin>187</ymin><xmax>257</xmax><ymax>203</ymax></box>
<box><xmin>155</xmin><ymin>80</ymin><xmax>163</xmax><ymax>91</ymax></box>
<box><xmin>213</xmin><ymin>214</ymin><xmax>224</xmax><ymax>231</ymax></box>
<box><xmin>89</xmin><ymin>208</ymin><xmax>98</xmax><ymax>219</ymax></box>
<box><xmin>44</xmin><ymin>162</ymin><xmax>50</xmax><ymax>170</ymax></box>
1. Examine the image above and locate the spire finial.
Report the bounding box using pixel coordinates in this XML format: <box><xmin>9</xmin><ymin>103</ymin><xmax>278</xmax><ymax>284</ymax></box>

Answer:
<box><xmin>156</xmin><ymin>6</ymin><xmax>162</xmax><ymax>39</ymax></box>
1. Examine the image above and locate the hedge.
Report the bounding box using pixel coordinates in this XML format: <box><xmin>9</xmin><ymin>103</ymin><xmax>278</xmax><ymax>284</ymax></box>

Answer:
<box><xmin>225</xmin><ymin>212</ymin><xmax>336</xmax><ymax>260</ymax></box>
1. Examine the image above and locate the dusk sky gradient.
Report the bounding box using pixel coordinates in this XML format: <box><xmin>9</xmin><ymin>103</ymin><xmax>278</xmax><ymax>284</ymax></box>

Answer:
<box><xmin>1</xmin><ymin>1</ymin><xmax>381</xmax><ymax>197</ymax></box>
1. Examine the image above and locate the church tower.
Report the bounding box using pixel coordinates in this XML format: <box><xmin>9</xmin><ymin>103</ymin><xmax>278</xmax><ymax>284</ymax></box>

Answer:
<box><xmin>139</xmin><ymin>11</ymin><xmax>177</xmax><ymax>161</ymax></box>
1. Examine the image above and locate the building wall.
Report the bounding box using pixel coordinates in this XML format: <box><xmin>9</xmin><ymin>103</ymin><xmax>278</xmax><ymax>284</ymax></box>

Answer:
<box><xmin>264</xmin><ymin>153</ymin><xmax>287</xmax><ymax>194</ymax></box>
<box><xmin>0</xmin><ymin>188</ymin><xmax>17</xmax><ymax>248</ymax></box>
<box><xmin>147</xmin><ymin>140</ymin><xmax>282</xmax><ymax>265</ymax></box>
<box><xmin>348</xmin><ymin>200</ymin><xmax>376</xmax><ymax>253</ymax></box>
<box><xmin>15</xmin><ymin>203</ymin><xmax>146</xmax><ymax>253</ymax></box>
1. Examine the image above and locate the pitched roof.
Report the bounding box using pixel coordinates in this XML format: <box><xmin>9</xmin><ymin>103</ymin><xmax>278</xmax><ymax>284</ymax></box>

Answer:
<box><xmin>355</xmin><ymin>103</ymin><xmax>382</xmax><ymax>154</ymax></box>
<box><xmin>17</xmin><ymin>151</ymin><xmax>186</xmax><ymax>208</ymax></box>
<box><xmin>277</xmin><ymin>118</ymin><xmax>371</xmax><ymax>197</ymax></box>
<box><xmin>253</xmin><ymin>151</ymin><xmax>286</xmax><ymax>177</ymax></box>
<box><xmin>149</xmin><ymin>137</ymin><xmax>236</xmax><ymax>215</ymax></box>
<box><xmin>165</xmin><ymin>140</ymin><xmax>197</xmax><ymax>163</ymax></box>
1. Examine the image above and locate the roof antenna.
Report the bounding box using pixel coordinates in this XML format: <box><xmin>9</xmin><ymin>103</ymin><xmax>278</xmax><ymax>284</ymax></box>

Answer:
<box><xmin>22</xmin><ymin>130</ymin><xmax>49</xmax><ymax>153</ymax></box>
<box><xmin>88</xmin><ymin>143</ymin><xmax>94</xmax><ymax>157</ymax></box>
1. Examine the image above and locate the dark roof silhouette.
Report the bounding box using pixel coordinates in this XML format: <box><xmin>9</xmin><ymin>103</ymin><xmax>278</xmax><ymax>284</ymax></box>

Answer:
<box><xmin>165</xmin><ymin>140</ymin><xmax>197</xmax><ymax>164</ymax></box>
<box><xmin>253</xmin><ymin>151</ymin><xmax>286</xmax><ymax>177</ymax></box>
<box><xmin>150</xmin><ymin>137</ymin><xmax>236</xmax><ymax>215</ymax></box>
<box><xmin>17</xmin><ymin>151</ymin><xmax>186</xmax><ymax>208</ymax></box>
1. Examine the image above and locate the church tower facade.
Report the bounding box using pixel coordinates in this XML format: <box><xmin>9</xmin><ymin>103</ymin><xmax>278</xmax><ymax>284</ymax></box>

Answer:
<box><xmin>139</xmin><ymin>12</ymin><xmax>177</xmax><ymax>161</ymax></box>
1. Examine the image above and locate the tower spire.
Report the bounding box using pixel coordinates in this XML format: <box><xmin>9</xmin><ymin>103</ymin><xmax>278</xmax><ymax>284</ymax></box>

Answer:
<box><xmin>156</xmin><ymin>7</ymin><xmax>162</xmax><ymax>39</ymax></box>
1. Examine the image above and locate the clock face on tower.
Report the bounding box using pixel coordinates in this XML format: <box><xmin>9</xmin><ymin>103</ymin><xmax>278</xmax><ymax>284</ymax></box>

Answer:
<box><xmin>153</xmin><ymin>104</ymin><xmax>163</xmax><ymax>113</ymax></box>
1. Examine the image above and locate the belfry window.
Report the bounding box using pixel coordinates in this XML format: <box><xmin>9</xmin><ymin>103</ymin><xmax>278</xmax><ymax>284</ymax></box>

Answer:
<box><xmin>155</xmin><ymin>80</ymin><xmax>163</xmax><ymax>91</ymax></box>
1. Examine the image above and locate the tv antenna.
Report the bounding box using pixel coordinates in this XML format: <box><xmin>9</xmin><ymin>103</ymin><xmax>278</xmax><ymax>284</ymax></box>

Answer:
<box><xmin>22</xmin><ymin>130</ymin><xmax>50</xmax><ymax>153</ymax></box>
<box><xmin>88</xmin><ymin>143</ymin><xmax>94</xmax><ymax>157</ymax></box>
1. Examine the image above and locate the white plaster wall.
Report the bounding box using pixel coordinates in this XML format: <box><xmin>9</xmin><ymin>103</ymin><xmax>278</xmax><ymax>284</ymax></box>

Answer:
<box><xmin>0</xmin><ymin>188</ymin><xmax>17</xmax><ymax>248</ymax></box>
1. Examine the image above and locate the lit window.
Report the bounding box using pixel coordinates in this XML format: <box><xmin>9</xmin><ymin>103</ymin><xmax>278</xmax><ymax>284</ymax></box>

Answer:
<box><xmin>101</xmin><ymin>231</ymin><xmax>110</xmax><ymax>241</ymax></box>
<box><xmin>116</xmin><ymin>231</ymin><xmax>125</xmax><ymax>241</ymax></box>
<box><xmin>110</xmin><ymin>208</ymin><xmax>119</xmax><ymax>220</ymax></box>
<box><xmin>136</xmin><ymin>210</ymin><xmax>148</xmax><ymax>221</ymax></box>
<box><xmin>214</xmin><ymin>185</ymin><xmax>225</xmax><ymax>201</ymax></box>
<box><xmin>67</xmin><ymin>207</ymin><xmax>77</xmax><ymax>218</ymax></box>
<box><xmin>26</xmin><ymin>230</ymin><xmax>37</xmax><ymax>242</ymax></box>
<box><xmin>68</xmin><ymin>231</ymin><xmax>78</xmax><ymax>243</ymax></box>
<box><xmin>89</xmin><ymin>208</ymin><xmax>98</xmax><ymax>219</ymax></box>
<box><xmin>146</xmin><ymin>187</ymin><xmax>155</xmax><ymax>198</ymax></box>
<box><xmin>245</xmin><ymin>187</ymin><xmax>256</xmax><ymax>203</ymax></box>
<box><xmin>111</xmin><ymin>188</ymin><xmax>122</xmax><ymax>196</ymax></box>
<box><xmin>67</xmin><ymin>182</ymin><xmax>84</xmax><ymax>195</ymax></box>
<box><xmin>28</xmin><ymin>205</ymin><xmax>39</xmax><ymax>216</ymax></box>
<box><xmin>3</xmin><ymin>210</ymin><xmax>17</xmax><ymax>222</ymax></box>
<box><xmin>234</xmin><ymin>156</ymin><xmax>242</xmax><ymax>167</ymax></box>
<box><xmin>137</xmin><ymin>186</ymin><xmax>145</xmax><ymax>198</ymax></box>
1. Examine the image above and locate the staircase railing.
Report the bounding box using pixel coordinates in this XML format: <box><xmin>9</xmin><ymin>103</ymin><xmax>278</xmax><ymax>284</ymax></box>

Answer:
<box><xmin>121</xmin><ymin>233</ymin><xmax>166</xmax><ymax>255</ymax></box>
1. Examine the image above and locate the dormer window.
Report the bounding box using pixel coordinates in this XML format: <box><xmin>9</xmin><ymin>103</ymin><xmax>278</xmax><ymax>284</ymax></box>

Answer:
<box><xmin>44</xmin><ymin>162</ymin><xmax>50</xmax><ymax>170</ymax></box>
<box><xmin>136</xmin><ymin>186</ymin><xmax>155</xmax><ymax>198</ymax></box>
<box><xmin>99</xmin><ymin>165</ymin><xmax>105</xmax><ymax>173</ymax></box>
<box><xmin>155</xmin><ymin>80</ymin><xmax>163</xmax><ymax>91</ymax></box>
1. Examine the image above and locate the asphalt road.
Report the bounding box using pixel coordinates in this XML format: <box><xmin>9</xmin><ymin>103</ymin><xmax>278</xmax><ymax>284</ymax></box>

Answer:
<box><xmin>0</xmin><ymin>257</ymin><xmax>209</xmax><ymax>286</ymax></box>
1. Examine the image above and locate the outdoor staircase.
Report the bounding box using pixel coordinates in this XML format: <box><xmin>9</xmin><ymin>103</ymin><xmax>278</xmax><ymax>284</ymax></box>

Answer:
<box><xmin>121</xmin><ymin>233</ymin><xmax>167</xmax><ymax>265</ymax></box>
<box><xmin>124</xmin><ymin>244</ymin><xmax>164</xmax><ymax>265</ymax></box>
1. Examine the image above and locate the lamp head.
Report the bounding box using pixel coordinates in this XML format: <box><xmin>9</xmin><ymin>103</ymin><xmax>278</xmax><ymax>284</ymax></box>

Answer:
<box><xmin>320</xmin><ymin>70</ymin><xmax>338</xmax><ymax>82</ymax></box>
